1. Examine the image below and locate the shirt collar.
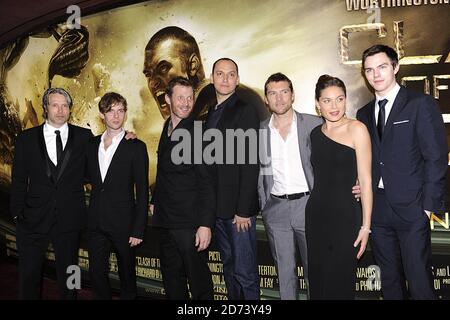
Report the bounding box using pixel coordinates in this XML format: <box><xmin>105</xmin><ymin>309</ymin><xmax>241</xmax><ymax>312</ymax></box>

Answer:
<box><xmin>44</xmin><ymin>121</ymin><xmax>68</xmax><ymax>135</ymax></box>
<box><xmin>268</xmin><ymin>110</ymin><xmax>296</xmax><ymax>130</ymax></box>
<box><xmin>375</xmin><ymin>82</ymin><xmax>401</xmax><ymax>104</ymax></box>
<box><xmin>214</xmin><ymin>92</ymin><xmax>237</xmax><ymax>111</ymax></box>
<box><xmin>101</xmin><ymin>129</ymin><xmax>125</xmax><ymax>144</ymax></box>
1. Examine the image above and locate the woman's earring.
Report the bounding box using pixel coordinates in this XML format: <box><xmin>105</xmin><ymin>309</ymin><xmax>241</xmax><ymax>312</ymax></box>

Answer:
<box><xmin>315</xmin><ymin>106</ymin><xmax>322</xmax><ymax>117</ymax></box>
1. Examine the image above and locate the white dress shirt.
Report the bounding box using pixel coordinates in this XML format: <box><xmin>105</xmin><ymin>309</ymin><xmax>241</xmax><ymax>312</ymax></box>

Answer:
<box><xmin>98</xmin><ymin>129</ymin><xmax>125</xmax><ymax>182</ymax></box>
<box><xmin>269</xmin><ymin>112</ymin><xmax>309</xmax><ymax>195</ymax></box>
<box><xmin>375</xmin><ymin>82</ymin><xmax>401</xmax><ymax>188</ymax></box>
<box><xmin>43</xmin><ymin>122</ymin><xmax>69</xmax><ymax>166</ymax></box>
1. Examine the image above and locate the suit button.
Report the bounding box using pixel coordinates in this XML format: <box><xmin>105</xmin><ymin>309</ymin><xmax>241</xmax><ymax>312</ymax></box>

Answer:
<box><xmin>380</xmin><ymin>162</ymin><xmax>384</xmax><ymax>166</ymax></box>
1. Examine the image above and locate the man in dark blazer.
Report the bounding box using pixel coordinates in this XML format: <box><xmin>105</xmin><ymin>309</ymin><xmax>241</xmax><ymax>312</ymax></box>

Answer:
<box><xmin>357</xmin><ymin>45</ymin><xmax>447</xmax><ymax>299</ymax></box>
<box><xmin>10</xmin><ymin>87</ymin><xmax>92</xmax><ymax>299</ymax></box>
<box><xmin>151</xmin><ymin>77</ymin><xmax>215</xmax><ymax>299</ymax></box>
<box><xmin>205</xmin><ymin>58</ymin><xmax>260</xmax><ymax>300</ymax></box>
<box><xmin>86</xmin><ymin>92</ymin><xmax>149</xmax><ymax>300</ymax></box>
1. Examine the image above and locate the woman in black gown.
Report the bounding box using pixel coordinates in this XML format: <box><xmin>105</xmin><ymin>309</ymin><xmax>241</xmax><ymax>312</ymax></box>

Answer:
<box><xmin>305</xmin><ymin>75</ymin><xmax>373</xmax><ymax>299</ymax></box>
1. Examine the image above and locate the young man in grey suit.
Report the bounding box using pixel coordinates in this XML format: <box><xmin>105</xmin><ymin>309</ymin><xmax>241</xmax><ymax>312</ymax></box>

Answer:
<box><xmin>258</xmin><ymin>73</ymin><xmax>322</xmax><ymax>300</ymax></box>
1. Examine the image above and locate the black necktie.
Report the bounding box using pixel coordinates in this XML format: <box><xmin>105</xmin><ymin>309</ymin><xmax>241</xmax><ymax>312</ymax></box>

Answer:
<box><xmin>377</xmin><ymin>99</ymin><xmax>388</xmax><ymax>139</ymax></box>
<box><xmin>55</xmin><ymin>130</ymin><xmax>63</xmax><ymax>164</ymax></box>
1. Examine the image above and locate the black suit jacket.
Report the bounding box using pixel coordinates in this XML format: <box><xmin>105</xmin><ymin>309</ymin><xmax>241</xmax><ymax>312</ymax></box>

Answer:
<box><xmin>86</xmin><ymin>135</ymin><xmax>149</xmax><ymax>239</ymax></box>
<box><xmin>10</xmin><ymin>124</ymin><xmax>92</xmax><ymax>233</ymax></box>
<box><xmin>357</xmin><ymin>86</ymin><xmax>447</xmax><ymax>219</ymax></box>
<box><xmin>207</xmin><ymin>93</ymin><xmax>260</xmax><ymax>219</ymax></box>
<box><xmin>193</xmin><ymin>83</ymin><xmax>270</xmax><ymax>122</ymax></box>
<box><xmin>151</xmin><ymin>117</ymin><xmax>215</xmax><ymax>229</ymax></box>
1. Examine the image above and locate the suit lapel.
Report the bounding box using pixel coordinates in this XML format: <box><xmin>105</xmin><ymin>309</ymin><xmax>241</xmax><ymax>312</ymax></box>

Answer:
<box><xmin>265</xmin><ymin>121</ymin><xmax>271</xmax><ymax>160</ymax></box>
<box><xmin>296</xmin><ymin>112</ymin><xmax>313</xmax><ymax>190</ymax></box>
<box><xmin>260</xmin><ymin>119</ymin><xmax>273</xmax><ymax>200</ymax></box>
<box><xmin>91</xmin><ymin>136</ymin><xmax>102</xmax><ymax>185</ymax></box>
<box><xmin>382</xmin><ymin>87</ymin><xmax>407</xmax><ymax>144</ymax></box>
<box><xmin>217</xmin><ymin>94</ymin><xmax>238</xmax><ymax>131</ymax></box>
<box><xmin>56</xmin><ymin>124</ymin><xmax>74</xmax><ymax>182</ymax></box>
<box><xmin>158</xmin><ymin>117</ymin><xmax>193</xmax><ymax>158</ymax></box>
<box><xmin>157</xmin><ymin>119</ymin><xmax>172</xmax><ymax>158</ymax></box>
<box><xmin>37</xmin><ymin>124</ymin><xmax>53</xmax><ymax>182</ymax></box>
<box><xmin>102</xmin><ymin>135</ymin><xmax>126</xmax><ymax>185</ymax></box>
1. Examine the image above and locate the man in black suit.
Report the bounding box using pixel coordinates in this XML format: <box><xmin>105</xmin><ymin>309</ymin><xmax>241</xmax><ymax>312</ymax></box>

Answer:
<box><xmin>151</xmin><ymin>77</ymin><xmax>215</xmax><ymax>299</ymax></box>
<box><xmin>357</xmin><ymin>45</ymin><xmax>447</xmax><ymax>299</ymax></box>
<box><xmin>86</xmin><ymin>92</ymin><xmax>149</xmax><ymax>300</ymax></box>
<box><xmin>206</xmin><ymin>58</ymin><xmax>260</xmax><ymax>300</ymax></box>
<box><xmin>10</xmin><ymin>87</ymin><xmax>92</xmax><ymax>299</ymax></box>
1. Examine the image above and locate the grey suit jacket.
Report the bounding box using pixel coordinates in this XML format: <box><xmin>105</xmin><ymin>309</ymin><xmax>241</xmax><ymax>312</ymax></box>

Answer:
<box><xmin>258</xmin><ymin>111</ymin><xmax>323</xmax><ymax>210</ymax></box>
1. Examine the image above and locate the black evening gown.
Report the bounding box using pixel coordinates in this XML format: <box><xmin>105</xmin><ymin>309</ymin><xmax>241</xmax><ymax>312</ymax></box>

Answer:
<box><xmin>305</xmin><ymin>125</ymin><xmax>361</xmax><ymax>299</ymax></box>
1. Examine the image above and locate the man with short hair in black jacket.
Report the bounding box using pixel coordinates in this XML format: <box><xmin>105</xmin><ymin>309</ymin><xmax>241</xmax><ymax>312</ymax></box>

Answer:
<box><xmin>151</xmin><ymin>76</ymin><xmax>215</xmax><ymax>300</ymax></box>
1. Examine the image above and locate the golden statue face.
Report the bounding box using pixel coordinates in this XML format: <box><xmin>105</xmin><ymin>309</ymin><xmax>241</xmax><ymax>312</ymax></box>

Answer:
<box><xmin>143</xmin><ymin>39</ymin><xmax>190</xmax><ymax>120</ymax></box>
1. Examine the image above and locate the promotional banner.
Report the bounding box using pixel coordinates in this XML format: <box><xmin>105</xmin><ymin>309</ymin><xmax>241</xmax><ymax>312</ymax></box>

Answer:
<box><xmin>0</xmin><ymin>0</ymin><xmax>449</xmax><ymax>299</ymax></box>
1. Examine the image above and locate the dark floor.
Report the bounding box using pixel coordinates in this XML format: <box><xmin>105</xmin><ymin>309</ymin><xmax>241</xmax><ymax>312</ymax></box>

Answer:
<box><xmin>0</xmin><ymin>243</ymin><xmax>95</xmax><ymax>300</ymax></box>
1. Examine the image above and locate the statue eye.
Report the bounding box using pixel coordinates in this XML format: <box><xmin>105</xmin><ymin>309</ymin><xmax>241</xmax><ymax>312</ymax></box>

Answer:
<box><xmin>158</xmin><ymin>62</ymin><xmax>171</xmax><ymax>74</ymax></box>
